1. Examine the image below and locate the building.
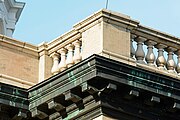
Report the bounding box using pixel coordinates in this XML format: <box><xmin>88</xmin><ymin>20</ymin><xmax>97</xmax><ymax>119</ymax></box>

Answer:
<box><xmin>0</xmin><ymin>0</ymin><xmax>24</xmax><ymax>37</ymax></box>
<box><xmin>0</xmin><ymin>1</ymin><xmax>180</xmax><ymax>120</ymax></box>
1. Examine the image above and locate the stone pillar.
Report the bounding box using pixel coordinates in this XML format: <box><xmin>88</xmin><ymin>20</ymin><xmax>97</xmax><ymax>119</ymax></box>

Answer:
<box><xmin>38</xmin><ymin>43</ymin><xmax>52</xmax><ymax>82</ymax></box>
<box><xmin>166</xmin><ymin>47</ymin><xmax>176</xmax><ymax>73</ymax></box>
<box><xmin>73</xmin><ymin>40</ymin><xmax>82</xmax><ymax>64</ymax></box>
<box><xmin>81</xmin><ymin>21</ymin><xmax>131</xmax><ymax>61</ymax></box>
<box><xmin>145</xmin><ymin>40</ymin><xmax>156</xmax><ymax>66</ymax></box>
<box><xmin>66</xmin><ymin>44</ymin><xmax>74</xmax><ymax>68</ymax></box>
<box><xmin>57</xmin><ymin>48</ymin><xmax>67</xmax><ymax>71</ymax></box>
<box><xmin>135</xmin><ymin>36</ymin><xmax>146</xmax><ymax>64</ymax></box>
<box><xmin>155</xmin><ymin>44</ymin><xmax>167</xmax><ymax>70</ymax></box>
<box><xmin>50</xmin><ymin>52</ymin><xmax>60</xmax><ymax>75</ymax></box>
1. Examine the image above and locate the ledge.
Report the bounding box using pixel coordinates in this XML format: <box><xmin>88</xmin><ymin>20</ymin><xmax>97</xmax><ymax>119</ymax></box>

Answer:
<box><xmin>0</xmin><ymin>35</ymin><xmax>38</xmax><ymax>57</ymax></box>
<box><xmin>132</xmin><ymin>25</ymin><xmax>180</xmax><ymax>49</ymax></box>
<box><xmin>0</xmin><ymin>82</ymin><xmax>28</xmax><ymax>109</ymax></box>
<box><xmin>73</xmin><ymin>9</ymin><xmax>139</xmax><ymax>31</ymax></box>
<box><xmin>0</xmin><ymin>74</ymin><xmax>35</xmax><ymax>88</ymax></box>
<box><xmin>29</xmin><ymin>54</ymin><xmax>180</xmax><ymax>96</ymax></box>
<box><xmin>29</xmin><ymin>55</ymin><xmax>180</xmax><ymax>113</ymax></box>
<box><xmin>7</xmin><ymin>0</ymin><xmax>25</xmax><ymax>21</ymax></box>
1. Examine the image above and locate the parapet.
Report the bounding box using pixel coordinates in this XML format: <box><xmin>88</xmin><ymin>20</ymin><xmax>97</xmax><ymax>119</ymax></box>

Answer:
<box><xmin>1</xmin><ymin>9</ymin><xmax>180</xmax><ymax>88</ymax></box>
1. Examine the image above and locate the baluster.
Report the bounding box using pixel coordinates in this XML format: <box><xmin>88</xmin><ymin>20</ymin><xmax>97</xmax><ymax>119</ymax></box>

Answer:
<box><xmin>50</xmin><ymin>52</ymin><xmax>60</xmax><ymax>75</ymax></box>
<box><xmin>135</xmin><ymin>36</ymin><xmax>146</xmax><ymax>64</ymax></box>
<box><xmin>66</xmin><ymin>44</ymin><xmax>74</xmax><ymax>68</ymax></box>
<box><xmin>176</xmin><ymin>50</ymin><xmax>180</xmax><ymax>75</ymax></box>
<box><xmin>166</xmin><ymin>47</ymin><xmax>176</xmax><ymax>73</ymax></box>
<box><xmin>57</xmin><ymin>48</ymin><xmax>67</xmax><ymax>71</ymax></box>
<box><xmin>155</xmin><ymin>44</ymin><xmax>167</xmax><ymax>70</ymax></box>
<box><xmin>145</xmin><ymin>40</ymin><xmax>156</xmax><ymax>67</ymax></box>
<box><xmin>73</xmin><ymin>40</ymin><xmax>82</xmax><ymax>64</ymax></box>
<box><xmin>131</xmin><ymin>34</ymin><xmax>136</xmax><ymax>58</ymax></box>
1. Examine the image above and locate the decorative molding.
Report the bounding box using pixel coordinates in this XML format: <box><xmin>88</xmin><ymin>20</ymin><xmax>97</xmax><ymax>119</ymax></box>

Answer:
<box><xmin>0</xmin><ymin>0</ymin><xmax>25</xmax><ymax>37</ymax></box>
<box><xmin>28</xmin><ymin>55</ymin><xmax>180</xmax><ymax>119</ymax></box>
<box><xmin>0</xmin><ymin>74</ymin><xmax>35</xmax><ymax>88</ymax></box>
<box><xmin>0</xmin><ymin>35</ymin><xmax>38</xmax><ymax>57</ymax></box>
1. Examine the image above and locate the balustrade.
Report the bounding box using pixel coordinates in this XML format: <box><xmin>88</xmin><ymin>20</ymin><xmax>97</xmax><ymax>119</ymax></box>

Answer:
<box><xmin>49</xmin><ymin>30</ymin><xmax>180</xmax><ymax>77</ymax></box>
<box><xmin>132</xmin><ymin>34</ymin><xmax>180</xmax><ymax>75</ymax></box>
<box><xmin>50</xmin><ymin>33</ymin><xmax>180</xmax><ymax>76</ymax></box>
<box><xmin>50</xmin><ymin>39</ymin><xmax>82</xmax><ymax>75</ymax></box>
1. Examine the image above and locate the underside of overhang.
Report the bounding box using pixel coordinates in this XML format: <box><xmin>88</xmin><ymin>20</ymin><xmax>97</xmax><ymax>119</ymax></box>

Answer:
<box><xmin>0</xmin><ymin>55</ymin><xmax>180</xmax><ymax>119</ymax></box>
<box><xmin>28</xmin><ymin>55</ymin><xmax>180</xmax><ymax>120</ymax></box>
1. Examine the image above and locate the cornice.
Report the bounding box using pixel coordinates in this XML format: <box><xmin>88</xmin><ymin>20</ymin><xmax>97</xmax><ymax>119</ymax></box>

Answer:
<box><xmin>27</xmin><ymin>55</ymin><xmax>180</xmax><ymax>119</ymax></box>
<box><xmin>73</xmin><ymin>9</ymin><xmax>139</xmax><ymax>31</ymax></box>
<box><xmin>46</xmin><ymin>29</ymin><xmax>81</xmax><ymax>55</ymax></box>
<box><xmin>7</xmin><ymin>0</ymin><xmax>25</xmax><ymax>7</ymax></box>
<box><xmin>0</xmin><ymin>82</ymin><xmax>29</xmax><ymax>118</ymax></box>
<box><xmin>45</xmin><ymin>9</ymin><xmax>140</xmax><ymax>55</ymax></box>
<box><xmin>0</xmin><ymin>74</ymin><xmax>35</xmax><ymax>87</ymax></box>
<box><xmin>7</xmin><ymin>0</ymin><xmax>25</xmax><ymax>22</ymax></box>
<box><xmin>39</xmin><ymin>9</ymin><xmax>180</xmax><ymax>57</ymax></box>
<box><xmin>132</xmin><ymin>25</ymin><xmax>180</xmax><ymax>49</ymax></box>
<box><xmin>0</xmin><ymin>35</ymin><xmax>38</xmax><ymax>57</ymax></box>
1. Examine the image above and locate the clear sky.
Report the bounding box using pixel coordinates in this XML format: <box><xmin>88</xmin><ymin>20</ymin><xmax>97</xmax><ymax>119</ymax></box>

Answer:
<box><xmin>14</xmin><ymin>0</ymin><xmax>180</xmax><ymax>45</ymax></box>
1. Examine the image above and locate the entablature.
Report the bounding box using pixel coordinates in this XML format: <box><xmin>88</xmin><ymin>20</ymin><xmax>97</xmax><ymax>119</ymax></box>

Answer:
<box><xmin>28</xmin><ymin>55</ymin><xmax>180</xmax><ymax>119</ymax></box>
<box><xmin>0</xmin><ymin>82</ymin><xmax>29</xmax><ymax>119</ymax></box>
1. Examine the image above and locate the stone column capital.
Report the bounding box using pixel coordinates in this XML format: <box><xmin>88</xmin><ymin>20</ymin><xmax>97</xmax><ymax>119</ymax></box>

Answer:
<box><xmin>144</xmin><ymin>40</ymin><xmax>157</xmax><ymax>46</ymax></box>
<box><xmin>166</xmin><ymin>47</ymin><xmax>177</xmax><ymax>52</ymax></box>
<box><xmin>65</xmin><ymin>44</ymin><xmax>74</xmax><ymax>50</ymax></box>
<box><xmin>155</xmin><ymin>44</ymin><xmax>167</xmax><ymax>49</ymax></box>
<box><xmin>57</xmin><ymin>48</ymin><xmax>67</xmax><ymax>54</ymax></box>
<box><xmin>135</xmin><ymin>36</ymin><xmax>147</xmax><ymax>43</ymax></box>
<box><xmin>50</xmin><ymin>52</ymin><xmax>59</xmax><ymax>58</ymax></box>
<box><xmin>72</xmin><ymin>40</ymin><xmax>81</xmax><ymax>47</ymax></box>
<box><xmin>130</xmin><ymin>34</ymin><xmax>137</xmax><ymax>39</ymax></box>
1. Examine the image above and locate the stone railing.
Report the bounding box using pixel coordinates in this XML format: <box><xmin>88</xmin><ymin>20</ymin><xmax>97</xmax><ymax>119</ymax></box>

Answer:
<box><xmin>131</xmin><ymin>27</ymin><xmax>180</xmax><ymax>75</ymax></box>
<box><xmin>49</xmin><ymin>38</ymin><xmax>82</xmax><ymax>75</ymax></box>
<box><xmin>47</xmin><ymin>9</ymin><xmax>180</xmax><ymax>79</ymax></box>
<box><xmin>2</xmin><ymin>9</ymin><xmax>180</xmax><ymax>89</ymax></box>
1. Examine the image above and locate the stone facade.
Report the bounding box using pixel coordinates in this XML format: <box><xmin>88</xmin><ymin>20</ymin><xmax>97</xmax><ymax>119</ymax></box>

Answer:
<box><xmin>0</xmin><ymin>35</ymin><xmax>39</xmax><ymax>88</ymax></box>
<box><xmin>0</xmin><ymin>0</ymin><xmax>24</xmax><ymax>37</ymax></box>
<box><xmin>0</xmin><ymin>7</ymin><xmax>180</xmax><ymax>120</ymax></box>
<box><xmin>1</xmin><ymin>9</ymin><xmax>180</xmax><ymax>89</ymax></box>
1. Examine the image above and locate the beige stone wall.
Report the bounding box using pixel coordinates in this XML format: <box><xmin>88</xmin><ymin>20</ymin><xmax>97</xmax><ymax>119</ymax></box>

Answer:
<box><xmin>82</xmin><ymin>22</ymin><xmax>103</xmax><ymax>59</ymax></box>
<box><xmin>0</xmin><ymin>9</ymin><xmax>136</xmax><ymax>89</ymax></box>
<box><xmin>102</xmin><ymin>22</ymin><xmax>130</xmax><ymax>57</ymax></box>
<box><xmin>0</xmin><ymin>45</ymin><xmax>39</xmax><ymax>88</ymax></box>
<box><xmin>81</xmin><ymin>20</ymin><xmax>131</xmax><ymax>61</ymax></box>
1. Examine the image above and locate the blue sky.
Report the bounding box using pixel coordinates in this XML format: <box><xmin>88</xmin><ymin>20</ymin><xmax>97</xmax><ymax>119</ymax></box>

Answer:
<box><xmin>14</xmin><ymin>0</ymin><xmax>180</xmax><ymax>45</ymax></box>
